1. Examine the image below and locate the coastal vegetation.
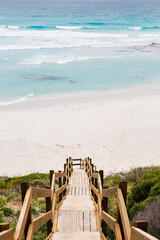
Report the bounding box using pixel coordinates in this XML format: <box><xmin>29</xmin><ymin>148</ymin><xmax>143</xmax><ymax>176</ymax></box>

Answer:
<box><xmin>0</xmin><ymin>166</ymin><xmax>160</xmax><ymax>239</ymax></box>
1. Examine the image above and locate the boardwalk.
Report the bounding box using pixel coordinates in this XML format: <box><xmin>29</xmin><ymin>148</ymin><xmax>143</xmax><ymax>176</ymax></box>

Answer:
<box><xmin>0</xmin><ymin>158</ymin><xmax>158</xmax><ymax>240</ymax></box>
<box><xmin>53</xmin><ymin>169</ymin><xmax>100</xmax><ymax>239</ymax></box>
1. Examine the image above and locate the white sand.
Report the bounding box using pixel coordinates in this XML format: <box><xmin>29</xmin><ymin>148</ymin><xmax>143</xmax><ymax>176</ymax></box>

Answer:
<box><xmin>0</xmin><ymin>84</ymin><xmax>160</xmax><ymax>176</ymax></box>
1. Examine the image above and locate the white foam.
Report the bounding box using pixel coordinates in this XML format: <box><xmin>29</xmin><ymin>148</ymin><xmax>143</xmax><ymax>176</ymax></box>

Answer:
<box><xmin>56</xmin><ymin>26</ymin><xmax>82</xmax><ymax>30</ymax></box>
<box><xmin>0</xmin><ymin>93</ymin><xmax>34</xmax><ymax>106</ymax></box>
<box><xmin>0</xmin><ymin>27</ymin><xmax>159</xmax><ymax>50</ymax></box>
<box><xmin>8</xmin><ymin>25</ymin><xmax>20</xmax><ymax>29</ymax></box>
<box><xmin>128</xmin><ymin>27</ymin><xmax>142</xmax><ymax>30</ymax></box>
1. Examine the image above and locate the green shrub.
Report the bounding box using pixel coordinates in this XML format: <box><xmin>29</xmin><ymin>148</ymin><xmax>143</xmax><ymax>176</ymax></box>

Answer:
<box><xmin>0</xmin><ymin>210</ymin><xmax>4</xmax><ymax>222</ymax></box>
<box><xmin>1</xmin><ymin>207</ymin><xmax>14</xmax><ymax>216</ymax></box>
<box><xmin>127</xmin><ymin>169</ymin><xmax>160</xmax><ymax>219</ymax></box>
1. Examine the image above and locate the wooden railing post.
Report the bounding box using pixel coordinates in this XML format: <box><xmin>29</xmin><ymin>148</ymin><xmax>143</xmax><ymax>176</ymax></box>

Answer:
<box><xmin>95</xmin><ymin>171</ymin><xmax>98</xmax><ymax>203</ymax></box>
<box><xmin>117</xmin><ymin>182</ymin><xmax>127</xmax><ymax>239</ymax></box>
<box><xmin>46</xmin><ymin>197</ymin><xmax>52</xmax><ymax>235</ymax></box>
<box><xmin>21</xmin><ymin>182</ymin><xmax>32</xmax><ymax>239</ymax></box>
<box><xmin>102</xmin><ymin>187</ymin><xmax>108</xmax><ymax>237</ymax></box>
<box><xmin>50</xmin><ymin>170</ymin><xmax>54</xmax><ymax>187</ymax></box>
<box><xmin>58</xmin><ymin>170</ymin><xmax>62</xmax><ymax>202</ymax></box>
<box><xmin>0</xmin><ymin>223</ymin><xmax>9</xmax><ymax>232</ymax></box>
<box><xmin>134</xmin><ymin>221</ymin><xmax>148</xmax><ymax>232</ymax></box>
<box><xmin>99</xmin><ymin>170</ymin><xmax>104</xmax><ymax>188</ymax></box>
<box><xmin>64</xmin><ymin>164</ymin><xmax>67</xmax><ymax>195</ymax></box>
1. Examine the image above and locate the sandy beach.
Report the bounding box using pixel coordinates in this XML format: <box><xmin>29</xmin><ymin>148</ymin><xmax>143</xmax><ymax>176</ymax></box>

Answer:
<box><xmin>0</xmin><ymin>84</ymin><xmax>160</xmax><ymax>177</ymax></box>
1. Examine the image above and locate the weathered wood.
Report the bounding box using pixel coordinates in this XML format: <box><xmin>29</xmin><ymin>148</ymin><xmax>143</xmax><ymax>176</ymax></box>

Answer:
<box><xmin>55</xmin><ymin>184</ymin><xmax>67</xmax><ymax>197</ymax></box>
<box><xmin>0</xmin><ymin>229</ymin><xmax>14</xmax><ymax>240</ymax></box>
<box><xmin>131</xmin><ymin>227</ymin><xmax>158</xmax><ymax>240</ymax></box>
<box><xmin>134</xmin><ymin>221</ymin><xmax>148</xmax><ymax>232</ymax></box>
<box><xmin>26</xmin><ymin>223</ymin><xmax>33</xmax><ymax>240</ymax></box>
<box><xmin>14</xmin><ymin>185</ymin><xmax>32</xmax><ymax>240</ymax></box>
<box><xmin>102</xmin><ymin>189</ymin><xmax>108</xmax><ymax>237</ymax></box>
<box><xmin>115</xmin><ymin>223</ymin><xmax>122</xmax><ymax>240</ymax></box>
<box><xmin>55</xmin><ymin>172</ymin><xmax>66</xmax><ymax>178</ymax></box>
<box><xmin>101</xmin><ymin>210</ymin><xmax>116</xmax><ymax>232</ymax></box>
<box><xmin>117</xmin><ymin>188</ymin><xmax>131</xmax><ymax>240</ymax></box>
<box><xmin>46</xmin><ymin>197</ymin><xmax>52</xmax><ymax>235</ymax></box>
<box><xmin>90</xmin><ymin>184</ymin><xmax>99</xmax><ymax>197</ymax></box>
<box><xmin>91</xmin><ymin>173</ymin><xmax>98</xmax><ymax>178</ymax></box>
<box><xmin>117</xmin><ymin>182</ymin><xmax>128</xmax><ymax>240</ymax></box>
<box><xmin>50</xmin><ymin>170</ymin><xmax>54</xmax><ymax>187</ymax></box>
<box><xmin>0</xmin><ymin>224</ymin><xmax>9</xmax><ymax>232</ymax></box>
<box><xmin>32</xmin><ymin>187</ymin><xmax>51</xmax><ymax>198</ymax></box>
<box><xmin>102</xmin><ymin>187</ymin><xmax>117</xmax><ymax>199</ymax></box>
<box><xmin>58</xmin><ymin>171</ymin><xmax>62</xmax><ymax>203</ymax></box>
<box><xmin>33</xmin><ymin>211</ymin><xmax>52</xmax><ymax>233</ymax></box>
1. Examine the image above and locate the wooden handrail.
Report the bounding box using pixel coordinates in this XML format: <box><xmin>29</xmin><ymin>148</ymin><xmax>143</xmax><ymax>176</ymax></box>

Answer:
<box><xmin>0</xmin><ymin>229</ymin><xmax>14</xmax><ymax>240</ymax></box>
<box><xmin>55</xmin><ymin>184</ymin><xmax>67</xmax><ymax>197</ymax></box>
<box><xmin>102</xmin><ymin>186</ymin><xmax>117</xmax><ymax>198</ymax></box>
<box><xmin>101</xmin><ymin>211</ymin><xmax>116</xmax><ymax>232</ymax></box>
<box><xmin>131</xmin><ymin>227</ymin><xmax>158</xmax><ymax>240</ymax></box>
<box><xmin>14</xmin><ymin>187</ymin><xmax>32</xmax><ymax>240</ymax></box>
<box><xmin>55</xmin><ymin>172</ymin><xmax>67</xmax><ymax>178</ymax></box>
<box><xmin>32</xmin><ymin>187</ymin><xmax>51</xmax><ymax>198</ymax></box>
<box><xmin>117</xmin><ymin>188</ymin><xmax>131</xmax><ymax>240</ymax></box>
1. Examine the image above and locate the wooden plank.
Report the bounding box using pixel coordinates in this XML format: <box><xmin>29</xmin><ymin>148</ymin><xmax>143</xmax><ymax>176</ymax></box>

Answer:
<box><xmin>117</xmin><ymin>188</ymin><xmax>131</xmax><ymax>240</ymax></box>
<box><xmin>0</xmin><ymin>229</ymin><xmax>14</xmax><ymax>240</ymax></box>
<box><xmin>33</xmin><ymin>211</ymin><xmax>52</xmax><ymax>233</ymax></box>
<box><xmin>55</xmin><ymin>184</ymin><xmax>67</xmax><ymax>197</ymax></box>
<box><xmin>134</xmin><ymin>221</ymin><xmax>148</xmax><ymax>232</ymax></box>
<box><xmin>26</xmin><ymin>223</ymin><xmax>34</xmax><ymax>240</ymax></box>
<box><xmin>90</xmin><ymin>184</ymin><xmax>99</xmax><ymax>197</ymax></box>
<box><xmin>98</xmin><ymin>173</ymin><xmax>102</xmax><ymax>198</ymax></box>
<box><xmin>0</xmin><ymin>223</ymin><xmax>9</xmax><ymax>232</ymax></box>
<box><xmin>91</xmin><ymin>173</ymin><xmax>98</xmax><ymax>178</ymax></box>
<box><xmin>55</xmin><ymin>172</ymin><xmax>66</xmax><ymax>178</ymax></box>
<box><xmin>14</xmin><ymin>187</ymin><xmax>32</xmax><ymax>240</ymax></box>
<box><xmin>32</xmin><ymin>187</ymin><xmax>51</xmax><ymax>198</ymax></box>
<box><xmin>102</xmin><ymin>187</ymin><xmax>117</xmax><ymax>199</ymax></box>
<box><xmin>101</xmin><ymin>211</ymin><xmax>116</xmax><ymax>232</ymax></box>
<box><xmin>131</xmin><ymin>227</ymin><xmax>158</xmax><ymax>240</ymax></box>
<box><xmin>115</xmin><ymin>223</ymin><xmax>122</xmax><ymax>240</ymax></box>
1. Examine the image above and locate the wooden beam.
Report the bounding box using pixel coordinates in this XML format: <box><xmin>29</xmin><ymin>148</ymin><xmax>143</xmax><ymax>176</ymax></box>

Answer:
<box><xmin>134</xmin><ymin>221</ymin><xmax>148</xmax><ymax>232</ymax></box>
<box><xmin>55</xmin><ymin>172</ymin><xmax>66</xmax><ymax>178</ymax></box>
<box><xmin>49</xmin><ymin>170</ymin><xmax>54</xmax><ymax>187</ymax></box>
<box><xmin>46</xmin><ymin>197</ymin><xmax>52</xmax><ymax>235</ymax></box>
<box><xmin>0</xmin><ymin>223</ymin><xmax>9</xmax><ymax>232</ymax></box>
<box><xmin>26</xmin><ymin>224</ymin><xmax>33</xmax><ymax>240</ymax></box>
<box><xmin>90</xmin><ymin>184</ymin><xmax>99</xmax><ymax>197</ymax></box>
<box><xmin>102</xmin><ymin>189</ymin><xmax>108</xmax><ymax>237</ymax></box>
<box><xmin>117</xmin><ymin>182</ymin><xmax>127</xmax><ymax>240</ymax></box>
<box><xmin>33</xmin><ymin>211</ymin><xmax>52</xmax><ymax>233</ymax></box>
<box><xmin>102</xmin><ymin>187</ymin><xmax>117</xmax><ymax>199</ymax></box>
<box><xmin>14</xmin><ymin>186</ymin><xmax>32</xmax><ymax>240</ymax></box>
<box><xmin>91</xmin><ymin>173</ymin><xmax>98</xmax><ymax>178</ymax></box>
<box><xmin>115</xmin><ymin>223</ymin><xmax>122</xmax><ymax>240</ymax></box>
<box><xmin>131</xmin><ymin>227</ymin><xmax>158</xmax><ymax>240</ymax></box>
<box><xmin>32</xmin><ymin>187</ymin><xmax>51</xmax><ymax>199</ymax></box>
<box><xmin>55</xmin><ymin>184</ymin><xmax>67</xmax><ymax>197</ymax></box>
<box><xmin>101</xmin><ymin>211</ymin><xmax>116</xmax><ymax>232</ymax></box>
<box><xmin>117</xmin><ymin>188</ymin><xmax>131</xmax><ymax>240</ymax></box>
<box><xmin>0</xmin><ymin>229</ymin><xmax>14</xmax><ymax>240</ymax></box>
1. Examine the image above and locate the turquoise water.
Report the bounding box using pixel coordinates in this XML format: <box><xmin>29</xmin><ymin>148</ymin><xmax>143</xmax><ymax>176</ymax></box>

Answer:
<box><xmin>0</xmin><ymin>0</ymin><xmax>160</xmax><ymax>102</ymax></box>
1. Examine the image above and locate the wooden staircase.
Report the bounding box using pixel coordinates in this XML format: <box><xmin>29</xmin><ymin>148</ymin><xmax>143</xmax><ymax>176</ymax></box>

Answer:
<box><xmin>0</xmin><ymin>158</ymin><xmax>158</xmax><ymax>240</ymax></box>
<box><xmin>53</xmin><ymin>169</ymin><xmax>100</xmax><ymax>239</ymax></box>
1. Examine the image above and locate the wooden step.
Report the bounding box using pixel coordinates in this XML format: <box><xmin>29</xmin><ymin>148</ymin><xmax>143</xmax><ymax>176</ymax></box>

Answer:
<box><xmin>52</xmin><ymin>232</ymin><xmax>101</xmax><ymax>239</ymax></box>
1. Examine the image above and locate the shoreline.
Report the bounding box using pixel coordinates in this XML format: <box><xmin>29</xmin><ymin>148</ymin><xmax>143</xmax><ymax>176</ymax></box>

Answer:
<box><xmin>1</xmin><ymin>82</ymin><xmax>160</xmax><ymax>109</ymax></box>
<box><xmin>0</xmin><ymin>82</ymin><xmax>160</xmax><ymax>176</ymax></box>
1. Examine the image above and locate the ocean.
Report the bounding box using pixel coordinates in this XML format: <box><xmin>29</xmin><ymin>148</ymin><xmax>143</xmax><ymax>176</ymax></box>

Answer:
<box><xmin>0</xmin><ymin>0</ymin><xmax>160</xmax><ymax>104</ymax></box>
